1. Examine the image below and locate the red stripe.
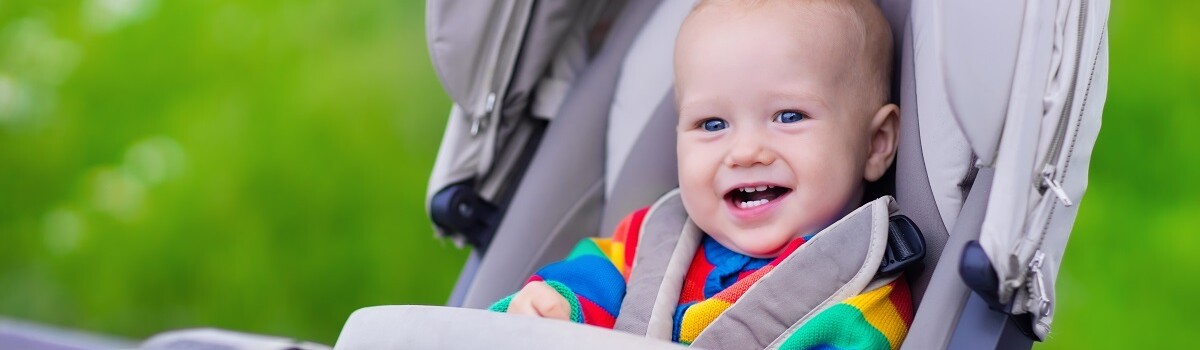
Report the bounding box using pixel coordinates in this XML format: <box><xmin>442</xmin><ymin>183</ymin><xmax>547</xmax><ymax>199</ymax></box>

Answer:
<box><xmin>679</xmin><ymin>247</ymin><xmax>713</xmax><ymax>303</ymax></box>
<box><xmin>888</xmin><ymin>276</ymin><xmax>915</xmax><ymax>326</ymax></box>
<box><xmin>579</xmin><ymin>297</ymin><xmax>617</xmax><ymax>328</ymax></box>
<box><xmin>623</xmin><ymin>207</ymin><xmax>649</xmax><ymax>271</ymax></box>
<box><xmin>768</xmin><ymin>237</ymin><xmax>807</xmax><ymax>267</ymax></box>
<box><xmin>714</xmin><ymin>265</ymin><xmax>772</xmax><ymax>303</ymax></box>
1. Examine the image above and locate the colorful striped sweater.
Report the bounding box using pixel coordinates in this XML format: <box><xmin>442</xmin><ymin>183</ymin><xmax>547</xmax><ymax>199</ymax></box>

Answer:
<box><xmin>490</xmin><ymin>207</ymin><xmax>913</xmax><ymax>349</ymax></box>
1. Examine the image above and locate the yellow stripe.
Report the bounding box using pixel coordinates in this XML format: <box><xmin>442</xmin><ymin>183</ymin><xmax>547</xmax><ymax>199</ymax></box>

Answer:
<box><xmin>844</xmin><ymin>282</ymin><xmax>906</xmax><ymax>349</ymax></box>
<box><xmin>588</xmin><ymin>238</ymin><xmax>626</xmax><ymax>275</ymax></box>
<box><xmin>610</xmin><ymin>243</ymin><xmax>626</xmax><ymax>275</ymax></box>
<box><xmin>678</xmin><ymin>298</ymin><xmax>733</xmax><ymax>344</ymax></box>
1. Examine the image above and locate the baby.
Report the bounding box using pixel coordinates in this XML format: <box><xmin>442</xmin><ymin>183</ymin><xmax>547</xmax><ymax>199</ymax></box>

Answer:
<box><xmin>491</xmin><ymin>0</ymin><xmax>908</xmax><ymax>348</ymax></box>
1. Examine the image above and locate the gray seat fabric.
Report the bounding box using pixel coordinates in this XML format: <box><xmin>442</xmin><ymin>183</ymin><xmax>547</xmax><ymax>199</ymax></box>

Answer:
<box><xmin>603</xmin><ymin>0</ymin><xmax>696</xmax><ymax>203</ymax></box>
<box><xmin>901</xmin><ymin>169</ymin><xmax>993</xmax><ymax>350</ymax></box>
<box><xmin>335</xmin><ymin>306</ymin><xmax>685</xmax><ymax>350</ymax></box>
<box><xmin>600</xmin><ymin>92</ymin><xmax>679</xmax><ymax>234</ymax></box>
<box><xmin>458</xmin><ymin>0</ymin><xmax>665</xmax><ymax>309</ymax></box>
<box><xmin>890</xmin><ymin>5</ymin><xmax>949</xmax><ymax>306</ymax></box>
<box><xmin>142</xmin><ymin>328</ymin><xmax>330</xmax><ymax>350</ymax></box>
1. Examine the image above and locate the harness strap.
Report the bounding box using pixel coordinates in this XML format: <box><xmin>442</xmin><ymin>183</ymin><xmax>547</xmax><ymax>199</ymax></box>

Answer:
<box><xmin>613</xmin><ymin>189</ymin><xmax>692</xmax><ymax>337</ymax></box>
<box><xmin>695</xmin><ymin>197</ymin><xmax>897</xmax><ymax>350</ymax></box>
<box><xmin>614</xmin><ymin>192</ymin><xmax>906</xmax><ymax>348</ymax></box>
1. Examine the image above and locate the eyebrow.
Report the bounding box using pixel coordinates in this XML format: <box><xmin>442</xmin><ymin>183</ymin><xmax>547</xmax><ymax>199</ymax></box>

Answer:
<box><xmin>677</xmin><ymin>94</ymin><xmax>731</xmax><ymax>117</ymax></box>
<box><xmin>761</xmin><ymin>89</ymin><xmax>832</xmax><ymax>113</ymax></box>
<box><xmin>676</xmin><ymin>85</ymin><xmax>833</xmax><ymax>117</ymax></box>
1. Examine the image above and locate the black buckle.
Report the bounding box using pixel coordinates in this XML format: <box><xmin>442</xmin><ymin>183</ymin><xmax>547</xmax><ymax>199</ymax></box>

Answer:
<box><xmin>879</xmin><ymin>215</ymin><xmax>926</xmax><ymax>275</ymax></box>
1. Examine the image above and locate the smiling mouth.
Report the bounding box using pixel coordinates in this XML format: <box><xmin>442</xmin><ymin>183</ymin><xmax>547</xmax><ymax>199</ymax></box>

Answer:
<box><xmin>725</xmin><ymin>185</ymin><xmax>793</xmax><ymax>209</ymax></box>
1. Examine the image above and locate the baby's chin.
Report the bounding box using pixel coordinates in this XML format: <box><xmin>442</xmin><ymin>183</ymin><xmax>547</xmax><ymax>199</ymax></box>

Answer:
<box><xmin>733</xmin><ymin>242</ymin><xmax>790</xmax><ymax>259</ymax></box>
<box><xmin>707</xmin><ymin>228</ymin><xmax>794</xmax><ymax>259</ymax></box>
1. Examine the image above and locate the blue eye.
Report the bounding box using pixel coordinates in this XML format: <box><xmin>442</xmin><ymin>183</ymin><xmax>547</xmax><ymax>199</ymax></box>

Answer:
<box><xmin>774</xmin><ymin>111</ymin><xmax>807</xmax><ymax>123</ymax></box>
<box><xmin>701</xmin><ymin>118</ymin><xmax>728</xmax><ymax>132</ymax></box>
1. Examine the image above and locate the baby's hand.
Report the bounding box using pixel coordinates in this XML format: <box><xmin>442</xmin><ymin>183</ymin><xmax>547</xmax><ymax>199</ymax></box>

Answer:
<box><xmin>506</xmin><ymin>281</ymin><xmax>571</xmax><ymax>321</ymax></box>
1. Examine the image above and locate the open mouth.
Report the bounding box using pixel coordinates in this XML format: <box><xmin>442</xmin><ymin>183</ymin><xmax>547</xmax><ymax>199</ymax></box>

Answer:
<box><xmin>724</xmin><ymin>185</ymin><xmax>793</xmax><ymax>209</ymax></box>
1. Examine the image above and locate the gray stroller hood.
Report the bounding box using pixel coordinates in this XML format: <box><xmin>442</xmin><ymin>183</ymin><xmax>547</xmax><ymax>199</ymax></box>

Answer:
<box><xmin>418</xmin><ymin>0</ymin><xmax>1110</xmax><ymax>348</ymax></box>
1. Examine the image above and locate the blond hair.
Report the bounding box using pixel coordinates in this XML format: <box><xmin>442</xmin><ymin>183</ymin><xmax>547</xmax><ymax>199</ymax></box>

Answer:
<box><xmin>689</xmin><ymin>0</ymin><xmax>895</xmax><ymax>107</ymax></box>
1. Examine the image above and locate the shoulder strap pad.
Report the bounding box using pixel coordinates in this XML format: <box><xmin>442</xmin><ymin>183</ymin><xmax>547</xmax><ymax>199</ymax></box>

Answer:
<box><xmin>691</xmin><ymin>196</ymin><xmax>899</xmax><ymax>349</ymax></box>
<box><xmin>614</xmin><ymin>193</ymin><xmax>917</xmax><ymax>348</ymax></box>
<box><xmin>613</xmin><ymin>189</ymin><xmax>699</xmax><ymax>338</ymax></box>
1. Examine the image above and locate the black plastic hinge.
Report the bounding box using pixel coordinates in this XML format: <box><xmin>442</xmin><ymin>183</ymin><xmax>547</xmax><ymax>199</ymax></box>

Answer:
<box><xmin>429</xmin><ymin>180</ymin><xmax>500</xmax><ymax>252</ymax></box>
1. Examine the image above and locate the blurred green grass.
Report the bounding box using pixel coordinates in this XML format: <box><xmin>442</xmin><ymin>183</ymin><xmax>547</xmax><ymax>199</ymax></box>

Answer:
<box><xmin>0</xmin><ymin>0</ymin><xmax>464</xmax><ymax>344</ymax></box>
<box><xmin>0</xmin><ymin>0</ymin><xmax>1194</xmax><ymax>348</ymax></box>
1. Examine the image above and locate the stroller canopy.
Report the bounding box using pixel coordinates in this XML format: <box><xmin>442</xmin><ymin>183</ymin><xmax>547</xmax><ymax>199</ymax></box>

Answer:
<box><xmin>413</xmin><ymin>0</ymin><xmax>1111</xmax><ymax>348</ymax></box>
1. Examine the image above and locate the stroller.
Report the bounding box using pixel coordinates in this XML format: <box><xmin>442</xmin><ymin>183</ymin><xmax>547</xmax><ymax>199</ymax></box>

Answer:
<box><xmin>141</xmin><ymin>0</ymin><xmax>1109</xmax><ymax>349</ymax></box>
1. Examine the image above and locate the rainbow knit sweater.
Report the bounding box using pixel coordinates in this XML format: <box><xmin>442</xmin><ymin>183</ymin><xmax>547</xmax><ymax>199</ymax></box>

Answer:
<box><xmin>490</xmin><ymin>207</ymin><xmax>913</xmax><ymax>349</ymax></box>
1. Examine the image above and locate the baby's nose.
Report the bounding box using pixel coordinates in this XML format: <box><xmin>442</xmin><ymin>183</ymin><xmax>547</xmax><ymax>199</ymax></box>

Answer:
<box><xmin>725</xmin><ymin>132</ymin><xmax>776</xmax><ymax>167</ymax></box>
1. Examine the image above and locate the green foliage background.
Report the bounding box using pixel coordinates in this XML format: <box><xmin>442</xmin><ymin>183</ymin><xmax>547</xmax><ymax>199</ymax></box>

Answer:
<box><xmin>0</xmin><ymin>0</ymin><xmax>1192</xmax><ymax>348</ymax></box>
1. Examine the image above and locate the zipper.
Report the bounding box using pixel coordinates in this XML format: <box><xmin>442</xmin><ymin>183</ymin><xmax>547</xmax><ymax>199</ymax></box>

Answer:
<box><xmin>1026</xmin><ymin>250</ymin><xmax>1052</xmax><ymax>317</ymax></box>
<box><xmin>1037</xmin><ymin>0</ymin><xmax>1088</xmax><ymax>205</ymax></box>
<box><xmin>470</xmin><ymin>0</ymin><xmax>535</xmax><ymax>137</ymax></box>
<box><xmin>1022</xmin><ymin>0</ymin><xmax>1095</xmax><ymax>319</ymax></box>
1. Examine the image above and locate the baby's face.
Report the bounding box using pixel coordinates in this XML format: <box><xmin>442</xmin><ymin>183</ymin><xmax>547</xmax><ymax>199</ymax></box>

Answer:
<box><xmin>674</xmin><ymin>3</ymin><xmax>883</xmax><ymax>258</ymax></box>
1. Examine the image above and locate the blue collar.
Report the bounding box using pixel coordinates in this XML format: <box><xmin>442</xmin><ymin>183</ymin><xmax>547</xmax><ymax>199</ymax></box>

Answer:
<box><xmin>700</xmin><ymin>235</ymin><xmax>773</xmax><ymax>298</ymax></box>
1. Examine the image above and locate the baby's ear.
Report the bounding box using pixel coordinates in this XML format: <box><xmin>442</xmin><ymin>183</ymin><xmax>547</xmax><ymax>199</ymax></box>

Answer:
<box><xmin>864</xmin><ymin>104</ymin><xmax>900</xmax><ymax>182</ymax></box>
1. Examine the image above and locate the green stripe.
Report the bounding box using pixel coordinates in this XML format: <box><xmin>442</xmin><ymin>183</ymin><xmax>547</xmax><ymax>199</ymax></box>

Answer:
<box><xmin>544</xmin><ymin>281</ymin><xmax>584</xmax><ymax>323</ymax></box>
<box><xmin>488</xmin><ymin>294</ymin><xmax>514</xmax><ymax>313</ymax></box>
<box><xmin>779</xmin><ymin>304</ymin><xmax>891</xmax><ymax>350</ymax></box>
<box><xmin>566</xmin><ymin>238</ymin><xmax>606</xmax><ymax>260</ymax></box>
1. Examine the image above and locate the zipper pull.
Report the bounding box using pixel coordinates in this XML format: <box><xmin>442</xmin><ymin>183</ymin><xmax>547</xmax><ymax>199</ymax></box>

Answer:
<box><xmin>1027</xmin><ymin>250</ymin><xmax>1053</xmax><ymax>318</ymax></box>
<box><xmin>471</xmin><ymin>92</ymin><xmax>497</xmax><ymax>136</ymax></box>
<box><xmin>1040</xmin><ymin>167</ymin><xmax>1073</xmax><ymax>207</ymax></box>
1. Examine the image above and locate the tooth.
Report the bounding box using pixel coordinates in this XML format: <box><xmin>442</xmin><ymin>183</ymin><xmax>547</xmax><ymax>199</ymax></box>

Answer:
<box><xmin>756</xmin><ymin>185</ymin><xmax>767</xmax><ymax>191</ymax></box>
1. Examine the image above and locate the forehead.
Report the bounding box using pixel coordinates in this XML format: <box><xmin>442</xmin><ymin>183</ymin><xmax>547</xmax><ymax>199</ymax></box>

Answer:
<box><xmin>674</xmin><ymin>3</ymin><xmax>862</xmax><ymax>104</ymax></box>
